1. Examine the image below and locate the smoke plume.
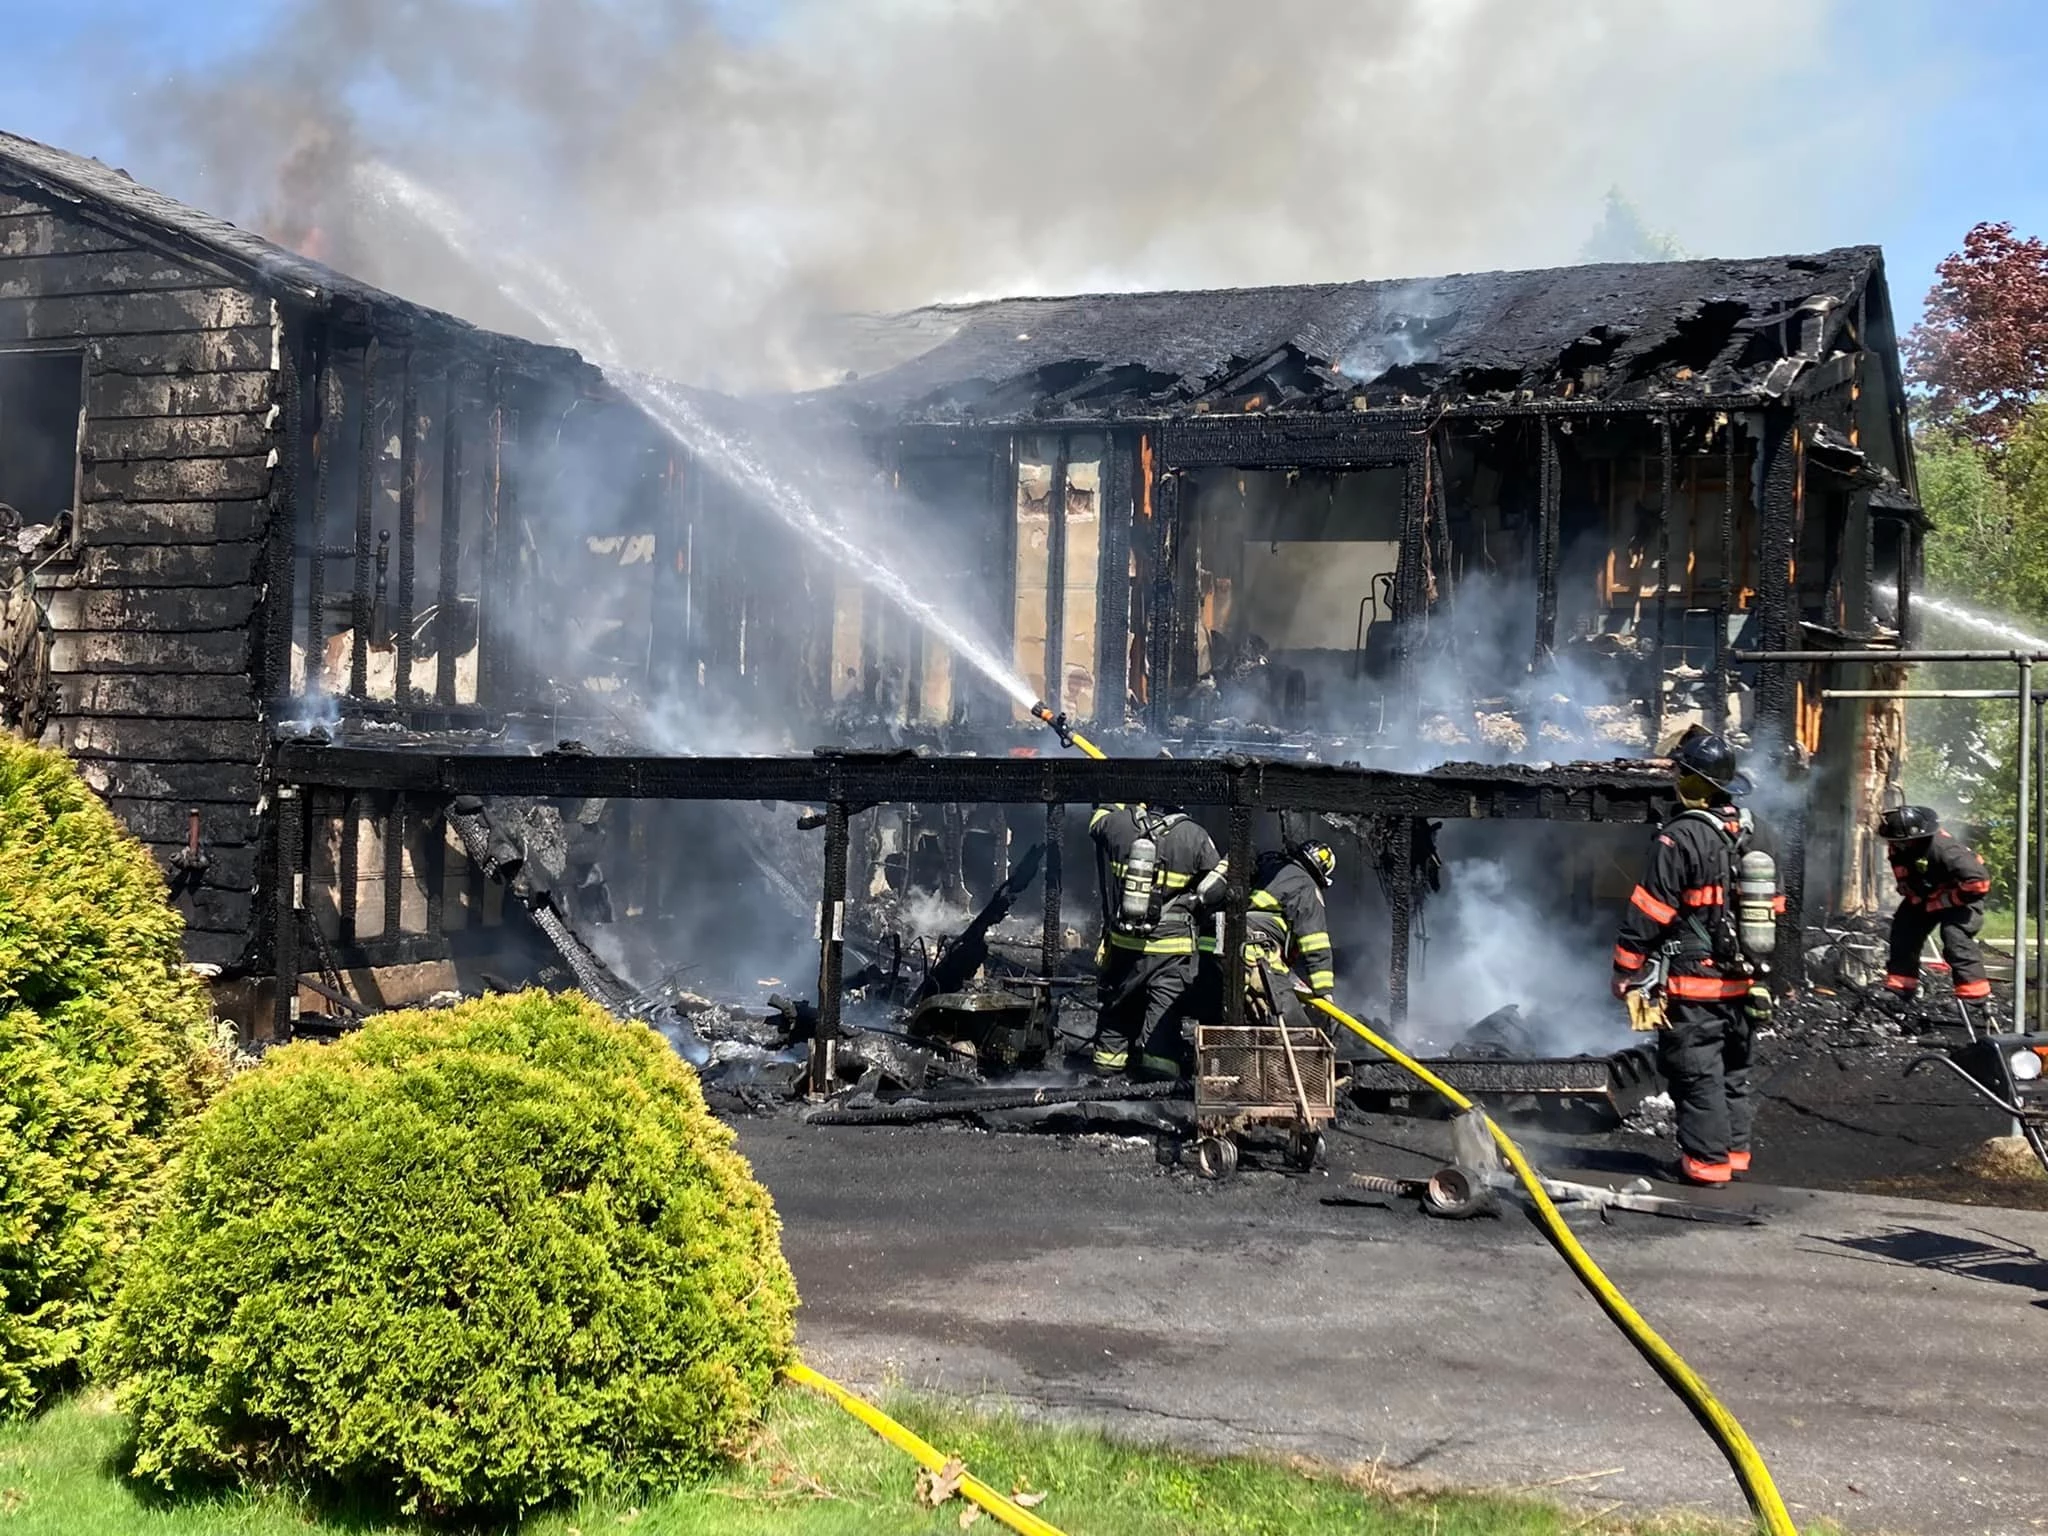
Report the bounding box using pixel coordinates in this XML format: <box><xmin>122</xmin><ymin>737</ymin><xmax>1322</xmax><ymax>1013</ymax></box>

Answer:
<box><xmin>115</xmin><ymin>0</ymin><xmax>1890</xmax><ymax>389</ymax></box>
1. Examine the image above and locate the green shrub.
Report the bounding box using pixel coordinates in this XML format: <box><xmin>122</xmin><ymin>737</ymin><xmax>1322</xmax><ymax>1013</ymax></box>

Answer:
<box><xmin>100</xmin><ymin>989</ymin><xmax>798</xmax><ymax>1516</ymax></box>
<box><xmin>0</xmin><ymin>737</ymin><xmax>219</xmax><ymax>1416</ymax></box>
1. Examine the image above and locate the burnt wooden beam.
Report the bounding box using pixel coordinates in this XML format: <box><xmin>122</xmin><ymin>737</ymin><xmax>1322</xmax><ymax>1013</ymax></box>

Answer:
<box><xmin>348</xmin><ymin>342</ymin><xmax>378</xmax><ymax>698</ymax></box>
<box><xmin>1222</xmin><ymin>802</ymin><xmax>1253</xmax><ymax>1030</ymax></box>
<box><xmin>383</xmin><ymin>791</ymin><xmax>405</xmax><ymax>938</ymax></box>
<box><xmin>1095</xmin><ymin>433</ymin><xmax>1134</xmax><ymax>721</ymax></box>
<box><xmin>1041</xmin><ymin>799</ymin><xmax>1066</xmax><ymax>979</ymax></box>
<box><xmin>476</xmin><ymin>371</ymin><xmax>504</xmax><ymax>710</ymax></box>
<box><xmin>809</xmin><ymin>798</ymin><xmax>851</xmax><ymax>1098</ymax></box>
<box><xmin>1532</xmin><ymin>415</ymin><xmax>1559</xmax><ymax>668</ymax></box>
<box><xmin>393</xmin><ymin>351</ymin><xmax>420</xmax><ymax>712</ymax></box>
<box><xmin>1754</xmin><ymin>409</ymin><xmax>1802</xmax><ymax>745</ymax></box>
<box><xmin>1043</xmin><ymin>436</ymin><xmax>1069</xmax><ymax>714</ymax></box>
<box><xmin>260</xmin><ymin>316</ymin><xmax>307</xmax><ymax>709</ymax></box>
<box><xmin>274</xmin><ymin>746</ymin><xmax>1672</xmax><ymax>822</ymax></box>
<box><xmin>303</xmin><ymin>333</ymin><xmax>335</xmax><ymax>693</ymax></box>
<box><xmin>1652</xmin><ymin>413</ymin><xmax>1675</xmax><ymax>746</ymax></box>
<box><xmin>1393</xmin><ymin>452</ymin><xmax>1429</xmax><ymax>715</ymax></box>
<box><xmin>436</xmin><ymin>367</ymin><xmax>464</xmax><ymax>706</ymax></box>
<box><xmin>1714</xmin><ymin>422</ymin><xmax>1737</xmax><ymax>733</ymax></box>
<box><xmin>1145</xmin><ymin>469</ymin><xmax>1178</xmax><ymax>734</ymax></box>
<box><xmin>339</xmin><ymin>788</ymin><xmax>361</xmax><ymax>945</ymax></box>
<box><xmin>273</xmin><ymin>785</ymin><xmax>304</xmax><ymax>1039</ymax></box>
<box><xmin>1387</xmin><ymin>816</ymin><xmax>1416</xmax><ymax>1027</ymax></box>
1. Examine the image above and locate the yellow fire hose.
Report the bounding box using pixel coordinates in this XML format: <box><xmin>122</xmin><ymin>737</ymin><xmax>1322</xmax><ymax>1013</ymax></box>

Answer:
<box><xmin>1030</xmin><ymin>701</ymin><xmax>1108</xmax><ymax>761</ymax></box>
<box><xmin>785</xmin><ymin>1361</ymin><xmax>1068</xmax><ymax>1536</ymax></box>
<box><xmin>1022</xmin><ymin>705</ymin><xmax>1790</xmax><ymax>1528</ymax></box>
<box><xmin>1308</xmin><ymin>995</ymin><xmax>1798</xmax><ymax>1536</ymax></box>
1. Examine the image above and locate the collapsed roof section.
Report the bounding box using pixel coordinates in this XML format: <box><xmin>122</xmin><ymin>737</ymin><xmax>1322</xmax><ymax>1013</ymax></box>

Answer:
<box><xmin>803</xmin><ymin>247</ymin><xmax>1889</xmax><ymax>425</ymax></box>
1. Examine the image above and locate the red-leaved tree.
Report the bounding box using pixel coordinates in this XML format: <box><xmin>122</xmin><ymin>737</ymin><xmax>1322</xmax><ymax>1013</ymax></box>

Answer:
<box><xmin>1905</xmin><ymin>221</ymin><xmax>2048</xmax><ymax>443</ymax></box>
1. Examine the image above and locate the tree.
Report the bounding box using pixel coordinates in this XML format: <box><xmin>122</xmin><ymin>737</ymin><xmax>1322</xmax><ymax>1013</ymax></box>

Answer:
<box><xmin>1579</xmin><ymin>186</ymin><xmax>1688</xmax><ymax>264</ymax></box>
<box><xmin>1905</xmin><ymin>409</ymin><xmax>2048</xmax><ymax>895</ymax></box>
<box><xmin>0</xmin><ymin>738</ymin><xmax>221</xmax><ymax>1415</ymax></box>
<box><xmin>1904</xmin><ymin>221</ymin><xmax>2048</xmax><ymax>444</ymax></box>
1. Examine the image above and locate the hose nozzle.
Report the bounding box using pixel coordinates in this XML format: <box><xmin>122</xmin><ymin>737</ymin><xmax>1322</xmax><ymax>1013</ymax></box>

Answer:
<box><xmin>1030</xmin><ymin>699</ymin><xmax>1107</xmax><ymax>760</ymax></box>
<box><xmin>1030</xmin><ymin>700</ymin><xmax>1074</xmax><ymax>747</ymax></box>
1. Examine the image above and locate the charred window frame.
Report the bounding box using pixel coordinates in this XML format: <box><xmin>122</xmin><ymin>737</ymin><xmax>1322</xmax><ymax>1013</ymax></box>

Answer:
<box><xmin>0</xmin><ymin>346</ymin><xmax>85</xmax><ymax>533</ymax></box>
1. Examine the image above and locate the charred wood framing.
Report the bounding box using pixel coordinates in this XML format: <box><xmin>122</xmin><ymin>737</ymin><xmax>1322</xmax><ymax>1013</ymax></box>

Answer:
<box><xmin>261</xmin><ymin>316</ymin><xmax>307</xmax><ymax>708</ymax></box>
<box><xmin>1387</xmin><ymin>816</ymin><xmax>1416</xmax><ymax>1026</ymax></box>
<box><xmin>1222</xmin><ymin>802</ymin><xmax>1252</xmax><ymax>1030</ymax></box>
<box><xmin>476</xmin><ymin>372</ymin><xmax>505</xmax><ymax>708</ymax></box>
<box><xmin>348</xmin><ymin>342</ymin><xmax>378</xmax><ymax>698</ymax></box>
<box><xmin>1145</xmin><ymin>471</ymin><xmax>1178</xmax><ymax>733</ymax></box>
<box><xmin>1653</xmin><ymin>413</ymin><xmax>1675</xmax><ymax>745</ymax></box>
<box><xmin>338</xmin><ymin>788</ymin><xmax>361</xmax><ymax>943</ymax></box>
<box><xmin>1040</xmin><ymin>799</ymin><xmax>1065</xmax><ymax>978</ymax></box>
<box><xmin>1392</xmin><ymin>453</ymin><xmax>1429</xmax><ymax>710</ymax></box>
<box><xmin>274</xmin><ymin>746</ymin><xmax>1672</xmax><ymax>823</ymax></box>
<box><xmin>272</xmin><ymin>785</ymin><xmax>303</xmax><ymax>1037</ymax></box>
<box><xmin>303</xmin><ymin>334</ymin><xmax>334</xmax><ymax>684</ymax></box>
<box><xmin>1715</xmin><ymin>422</ymin><xmax>1736</xmax><ymax>732</ymax></box>
<box><xmin>810</xmin><ymin>798</ymin><xmax>851</xmax><ymax>1097</ymax></box>
<box><xmin>1754</xmin><ymin>409</ymin><xmax>1803</xmax><ymax>743</ymax></box>
<box><xmin>1160</xmin><ymin>416</ymin><xmax>1419</xmax><ymax>467</ymax></box>
<box><xmin>435</xmin><ymin>367</ymin><xmax>463</xmax><ymax>705</ymax></box>
<box><xmin>382</xmin><ymin>792</ymin><xmax>404</xmax><ymax>938</ymax></box>
<box><xmin>1043</xmin><ymin>438</ymin><xmax>1069</xmax><ymax>715</ymax></box>
<box><xmin>1532</xmin><ymin>415</ymin><xmax>1559</xmax><ymax>667</ymax></box>
<box><xmin>1096</xmin><ymin>434</ymin><xmax>1133</xmax><ymax>718</ymax></box>
<box><xmin>393</xmin><ymin>351</ymin><xmax>419</xmax><ymax>708</ymax></box>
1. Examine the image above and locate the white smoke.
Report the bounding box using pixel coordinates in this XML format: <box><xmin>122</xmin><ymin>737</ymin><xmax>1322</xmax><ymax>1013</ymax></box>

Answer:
<box><xmin>104</xmin><ymin>0</ymin><xmax>1897</xmax><ymax>390</ymax></box>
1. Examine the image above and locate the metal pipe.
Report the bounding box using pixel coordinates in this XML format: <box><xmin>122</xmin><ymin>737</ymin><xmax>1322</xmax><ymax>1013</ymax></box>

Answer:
<box><xmin>1740</xmin><ymin>649</ymin><xmax>2048</xmax><ymax>664</ymax></box>
<box><xmin>809</xmin><ymin>799</ymin><xmax>850</xmax><ymax>1100</ymax></box>
<box><xmin>2037</xmin><ymin>696</ymin><xmax>2046</xmax><ymax>1029</ymax></box>
<box><xmin>2020</xmin><ymin>659</ymin><xmax>2033</xmax><ymax>1032</ymax></box>
<box><xmin>1821</xmin><ymin>689</ymin><xmax>2048</xmax><ymax>700</ymax></box>
<box><xmin>273</xmin><ymin>785</ymin><xmax>304</xmax><ymax>1040</ymax></box>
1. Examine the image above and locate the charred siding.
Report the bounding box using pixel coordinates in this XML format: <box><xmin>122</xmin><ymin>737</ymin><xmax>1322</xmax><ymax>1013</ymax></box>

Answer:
<box><xmin>0</xmin><ymin>186</ymin><xmax>277</xmax><ymax>964</ymax></box>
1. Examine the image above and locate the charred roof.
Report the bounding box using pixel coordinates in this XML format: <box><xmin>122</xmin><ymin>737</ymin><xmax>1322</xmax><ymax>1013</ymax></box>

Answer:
<box><xmin>804</xmin><ymin>247</ymin><xmax>1890</xmax><ymax>425</ymax></box>
<box><xmin>0</xmin><ymin>130</ymin><xmax>586</xmax><ymax>376</ymax></box>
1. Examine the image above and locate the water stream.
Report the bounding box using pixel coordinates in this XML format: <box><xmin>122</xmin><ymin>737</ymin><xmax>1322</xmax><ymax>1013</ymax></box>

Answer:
<box><xmin>1877</xmin><ymin>583</ymin><xmax>2048</xmax><ymax>651</ymax></box>
<box><xmin>356</xmin><ymin>163</ymin><xmax>1041</xmax><ymax>715</ymax></box>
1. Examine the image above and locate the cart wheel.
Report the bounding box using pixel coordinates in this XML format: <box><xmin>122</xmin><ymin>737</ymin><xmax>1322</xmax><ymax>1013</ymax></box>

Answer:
<box><xmin>1192</xmin><ymin>1136</ymin><xmax>1238</xmax><ymax>1181</ymax></box>
<box><xmin>1288</xmin><ymin>1128</ymin><xmax>1325</xmax><ymax>1171</ymax></box>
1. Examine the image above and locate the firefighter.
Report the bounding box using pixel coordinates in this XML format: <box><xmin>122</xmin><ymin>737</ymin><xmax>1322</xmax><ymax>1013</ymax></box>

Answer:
<box><xmin>1089</xmin><ymin>800</ymin><xmax>1228</xmax><ymax>1079</ymax></box>
<box><xmin>1246</xmin><ymin>838</ymin><xmax>1338</xmax><ymax>1020</ymax></box>
<box><xmin>1611</xmin><ymin>731</ymin><xmax>1771</xmax><ymax>1187</ymax></box>
<box><xmin>1880</xmin><ymin>805</ymin><xmax>1992</xmax><ymax>1016</ymax></box>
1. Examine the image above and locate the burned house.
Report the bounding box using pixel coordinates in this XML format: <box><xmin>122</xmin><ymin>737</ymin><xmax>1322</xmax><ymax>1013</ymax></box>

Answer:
<box><xmin>0</xmin><ymin>128</ymin><xmax>1922</xmax><ymax>1043</ymax></box>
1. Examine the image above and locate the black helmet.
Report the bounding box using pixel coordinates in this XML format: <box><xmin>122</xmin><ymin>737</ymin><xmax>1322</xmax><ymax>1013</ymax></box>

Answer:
<box><xmin>1294</xmin><ymin>841</ymin><xmax>1336</xmax><ymax>886</ymax></box>
<box><xmin>1670</xmin><ymin>729</ymin><xmax>1747</xmax><ymax>797</ymax></box>
<box><xmin>1878</xmin><ymin>804</ymin><xmax>1939</xmax><ymax>843</ymax></box>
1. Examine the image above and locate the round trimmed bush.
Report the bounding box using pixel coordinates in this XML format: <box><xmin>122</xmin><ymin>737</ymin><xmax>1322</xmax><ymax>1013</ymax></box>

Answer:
<box><xmin>99</xmin><ymin>989</ymin><xmax>798</xmax><ymax>1515</ymax></box>
<box><xmin>0</xmin><ymin>737</ymin><xmax>219</xmax><ymax>1416</ymax></box>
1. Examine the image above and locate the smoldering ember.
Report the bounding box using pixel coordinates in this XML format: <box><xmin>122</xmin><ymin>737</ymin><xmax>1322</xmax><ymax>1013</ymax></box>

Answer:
<box><xmin>0</xmin><ymin>122</ymin><xmax>2035</xmax><ymax>1188</ymax></box>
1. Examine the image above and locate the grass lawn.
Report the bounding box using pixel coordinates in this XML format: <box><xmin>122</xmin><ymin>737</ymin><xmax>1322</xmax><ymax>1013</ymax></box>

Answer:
<box><xmin>0</xmin><ymin>1388</ymin><xmax>1772</xmax><ymax>1536</ymax></box>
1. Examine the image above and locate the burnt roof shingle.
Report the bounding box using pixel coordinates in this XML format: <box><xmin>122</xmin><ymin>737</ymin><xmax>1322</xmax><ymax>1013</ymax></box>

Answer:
<box><xmin>0</xmin><ymin>130</ymin><xmax>583</xmax><ymax>374</ymax></box>
<box><xmin>805</xmin><ymin>247</ymin><xmax>1887</xmax><ymax>424</ymax></box>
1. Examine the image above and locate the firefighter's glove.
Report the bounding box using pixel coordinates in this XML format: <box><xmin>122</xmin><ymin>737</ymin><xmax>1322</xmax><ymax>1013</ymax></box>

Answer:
<box><xmin>1623</xmin><ymin>989</ymin><xmax>1666</xmax><ymax>1033</ymax></box>
<box><xmin>1743</xmin><ymin>984</ymin><xmax>1773</xmax><ymax>1026</ymax></box>
<box><xmin>1609</xmin><ymin>972</ymin><xmax>1633</xmax><ymax>1001</ymax></box>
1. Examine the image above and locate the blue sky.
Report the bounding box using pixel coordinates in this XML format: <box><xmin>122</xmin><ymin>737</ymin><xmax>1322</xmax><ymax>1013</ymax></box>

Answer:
<box><xmin>5</xmin><ymin>0</ymin><xmax>2047</xmax><ymax>332</ymax></box>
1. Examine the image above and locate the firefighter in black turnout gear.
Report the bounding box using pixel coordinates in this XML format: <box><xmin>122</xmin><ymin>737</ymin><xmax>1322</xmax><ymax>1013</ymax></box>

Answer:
<box><xmin>1247</xmin><ymin>839</ymin><xmax>1337</xmax><ymax>1025</ymax></box>
<box><xmin>1612</xmin><ymin>730</ymin><xmax>1779</xmax><ymax>1186</ymax></box>
<box><xmin>1090</xmin><ymin>802</ymin><xmax>1228</xmax><ymax>1079</ymax></box>
<box><xmin>1879</xmin><ymin>805</ymin><xmax>1993</xmax><ymax>1014</ymax></box>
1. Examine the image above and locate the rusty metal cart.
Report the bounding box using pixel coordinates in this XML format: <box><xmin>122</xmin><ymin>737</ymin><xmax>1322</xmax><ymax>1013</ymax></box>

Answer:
<box><xmin>1190</xmin><ymin>1020</ymin><xmax>1337</xmax><ymax>1178</ymax></box>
